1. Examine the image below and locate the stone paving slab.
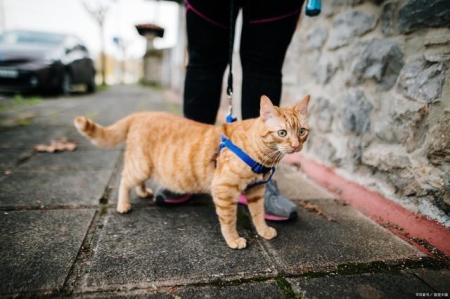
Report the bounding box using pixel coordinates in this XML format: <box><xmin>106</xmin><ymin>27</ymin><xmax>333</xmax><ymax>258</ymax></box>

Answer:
<box><xmin>31</xmin><ymin>98</ymin><xmax>114</xmax><ymax>126</ymax></box>
<box><xmin>92</xmin><ymin>100</ymin><xmax>170</xmax><ymax>125</ymax></box>
<box><xmin>174</xmin><ymin>281</ymin><xmax>285</xmax><ymax>299</ymax></box>
<box><xmin>411</xmin><ymin>269</ymin><xmax>450</xmax><ymax>292</ymax></box>
<box><xmin>80</xmin><ymin>281</ymin><xmax>285</xmax><ymax>298</ymax></box>
<box><xmin>107</xmin><ymin>161</ymin><xmax>213</xmax><ymax>207</ymax></box>
<box><xmin>0</xmin><ymin>209</ymin><xmax>95</xmax><ymax>295</ymax></box>
<box><xmin>81</xmin><ymin>207</ymin><xmax>275</xmax><ymax>292</ymax></box>
<box><xmin>288</xmin><ymin>272</ymin><xmax>435</xmax><ymax>299</ymax></box>
<box><xmin>0</xmin><ymin>170</ymin><xmax>113</xmax><ymax>207</ymax></box>
<box><xmin>259</xmin><ymin>198</ymin><xmax>424</xmax><ymax>274</ymax></box>
<box><xmin>274</xmin><ymin>167</ymin><xmax>334</xmax><ymax>200</ymax></box>
<box><xmin>19</xmin><ymin>150</ymin><xmax>121</xmax><ymax>171</ymax></box>
<box><xmin>0</xmin><ymin>125</ymin><xmax>72</xmax><ymax>150</ymax></box>
<box><xmin>0</xmin><ymin>98</ymin><xmax>82</xmax><ymax>128</ymax></box>
<box><xmin>0</xmin><ymin>149</ymin><xmax>33</xmax><ymax>172</ymax></box>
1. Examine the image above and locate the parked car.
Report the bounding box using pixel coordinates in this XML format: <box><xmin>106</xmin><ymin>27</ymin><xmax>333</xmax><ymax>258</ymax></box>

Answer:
<box><xmin>0</xmin><ymin>29</ymin><xmax>96</xmax><ymax>95</ymax></box>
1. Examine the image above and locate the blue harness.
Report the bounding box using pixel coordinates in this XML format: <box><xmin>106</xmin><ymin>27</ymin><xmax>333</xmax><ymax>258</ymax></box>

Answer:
<box><xmin>218</xmin><ymin>114</ymin><xmax>276</xmax><ymax>190</ymax></box>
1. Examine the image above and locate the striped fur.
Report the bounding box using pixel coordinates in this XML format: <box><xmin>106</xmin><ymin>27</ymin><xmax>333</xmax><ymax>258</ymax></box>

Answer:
<box><xmin>74</xmin><ymin>95</ymin><xmax>310</xmax><ymax>249</ymax></box>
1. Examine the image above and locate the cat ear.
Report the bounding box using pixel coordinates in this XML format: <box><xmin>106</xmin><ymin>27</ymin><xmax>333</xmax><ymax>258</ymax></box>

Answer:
<box><xmin>260</xmin><ymin>95</ymin><xmax>278</xmax><ymax>121</ymax></box>
<box><xmin>295</xmin><ymin>95</ymin><xmax>311</xmax><ymax>116</ymax></box>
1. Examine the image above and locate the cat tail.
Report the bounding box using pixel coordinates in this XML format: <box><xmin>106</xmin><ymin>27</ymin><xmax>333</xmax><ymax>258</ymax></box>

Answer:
<box><xmin>74</xmin><ymin>115</ymin><xmax>131</xmax><ymax>148</ymax></box>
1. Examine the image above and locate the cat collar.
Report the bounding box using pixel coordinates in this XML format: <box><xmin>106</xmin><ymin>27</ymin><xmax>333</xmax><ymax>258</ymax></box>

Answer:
<box><xmin>219</xmin><ymin>136</ymin><xmax>276</xmax><ymax>189</ymax></box>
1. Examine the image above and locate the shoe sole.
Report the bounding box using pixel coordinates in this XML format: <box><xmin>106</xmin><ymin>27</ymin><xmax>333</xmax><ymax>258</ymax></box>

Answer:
<box><xmin>154</xmin><ymin>194</ymin><xmax>192</xmax><ymax>205</ymax></box>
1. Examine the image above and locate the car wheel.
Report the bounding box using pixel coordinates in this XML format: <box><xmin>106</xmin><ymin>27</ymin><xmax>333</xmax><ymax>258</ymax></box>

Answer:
<box><xmin>86</xmin><ymin>70</ymin><xmax>96</xmax><ymax>93</ymax></box>
<box><xmin>61</xmin><ymin>71</ymin><xmax>72</xmax><ymax>96</ymax></box>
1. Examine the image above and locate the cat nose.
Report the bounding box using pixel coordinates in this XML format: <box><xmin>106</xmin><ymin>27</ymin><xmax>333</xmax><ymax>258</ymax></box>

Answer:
<box><xmin>290</xmin><ymin>140</ymin><xmax>299</xmax><ymax>149</ymax></box>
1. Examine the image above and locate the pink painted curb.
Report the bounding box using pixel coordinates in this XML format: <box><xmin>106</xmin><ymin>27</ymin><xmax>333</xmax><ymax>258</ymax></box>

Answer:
<box><xmin>283</xmin><ymin>153</ymin><xmax>450</xmax><ymax>258</ymax></box>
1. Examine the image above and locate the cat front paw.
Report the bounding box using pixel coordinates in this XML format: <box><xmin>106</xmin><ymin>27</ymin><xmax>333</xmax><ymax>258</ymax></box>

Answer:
<box><xmin>117</xmin><ymin>203</ymin><xmax>131</xmax><ymax>214</ymax></box>
<box><xmin>227</xmin><ymin>237</ymin><xmax>247</xmax><ymax>249</ymax></box>
<box><xmin>258</xmin><ymin>226</ymin><xmax>277</xmax><ymax>240</ymax></box>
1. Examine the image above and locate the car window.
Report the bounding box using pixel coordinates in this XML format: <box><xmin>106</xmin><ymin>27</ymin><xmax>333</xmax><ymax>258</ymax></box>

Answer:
<box><xmin>0</xmin><ymin>31</ymin><xmax>65</xmax><ymax>46</ymax></box>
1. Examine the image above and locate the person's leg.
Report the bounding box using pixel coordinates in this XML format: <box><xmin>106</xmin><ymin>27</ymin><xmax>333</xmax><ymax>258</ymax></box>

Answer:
<box><xmin>240</xmin><ymin>0</ymin><xmax>304</xmax><ymax>119</ymax></box>
<box><xmin>183</xmin><ymin>0</ymin><xmax>239</xmax><ymax>124</ymax></box>
<box><xmin>156</xmin><ymin>0</ymin><xmax>239</xmax><ymax>204</ymax></box>
<box><xmin>238</xmin><ymin>0</ymin><xmax>305</xmax><ymax>220</ymax></box>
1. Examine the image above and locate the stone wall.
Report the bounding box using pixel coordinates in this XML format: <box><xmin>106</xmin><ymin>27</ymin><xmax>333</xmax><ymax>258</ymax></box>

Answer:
<box><xmin>281</xmin><ymin>0</ymin><xmax>450</xmax><ymax>226</ymax></box>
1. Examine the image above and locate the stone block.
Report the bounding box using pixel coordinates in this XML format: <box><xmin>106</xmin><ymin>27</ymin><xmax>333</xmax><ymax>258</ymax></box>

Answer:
<box><xmin>397</xmin><ymin>58</ymin><xmax>447</xmax><ymax>104</ymax></box>
<box><xmin>307</xmin><ymin>26</ymin><xmax>328</xmax><ymax>50</ymax></box>
<box><xmin>398</xmin><ymin>0</ymin><xmax>450</xmax><ymax>34</ymax></box>
<box><xmin>310</xmin><ymin>97</ymin><xmax>335</xmax><ymax>133</ymax></box>
<box><xmin>362</xmin><ymin>144</ymin><xmax>411</xmax><ymax>171</ymax></box>
<box><xmin>311</xmin><ymin>56</ymin><xmax>339</xmax><ymax>85</ymax></box>
<box><xmin>381</xmin><ymin>1</ymin><xmax>396</xmax><ymax>36</ymax></box>
<box><xmin>308</xmin><ymin>135</ymin><xmax>344</xmax><ymax>167</ymax></box>
<box><xmin>351</xmin><ymin>39</ymin><xmax>404</xmax><ymax>90</ymax></box>
<box><xmin>328</xmin><ymin>11</ymin><xmax>377</xmax><ymax>50</ymax></box>
<box><xmin>371</xmin><ymin>96</ymin><xmax>427</xmax><ymax>147</ymax></box>
<box><xmin>341</xmin><ymin>89</ymin><xmax>373</xmax><ymax>135</ymax></box>
<box><xmin>426</xmin><ymin>111</ymin><xmax>450</xmax><ymax>165</ymax></box>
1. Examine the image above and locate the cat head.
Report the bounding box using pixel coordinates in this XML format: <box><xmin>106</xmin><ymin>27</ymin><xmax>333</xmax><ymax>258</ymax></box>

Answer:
<box><xmin>259</xmin><ymin>95</ymin><xmax>310</xmax><ymax>154</ymax></box>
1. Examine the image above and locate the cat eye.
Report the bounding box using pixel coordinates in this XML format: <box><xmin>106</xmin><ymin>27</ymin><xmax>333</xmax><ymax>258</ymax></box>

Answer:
<box><xmin>277</xmin><ymin>130</ymin><xmax>287</xmax><ymax>137</ymax></box>
<box><xmin>299</xmin><ymin>128</ymin><xmax>308</xmax><ymax>136</ymax></box>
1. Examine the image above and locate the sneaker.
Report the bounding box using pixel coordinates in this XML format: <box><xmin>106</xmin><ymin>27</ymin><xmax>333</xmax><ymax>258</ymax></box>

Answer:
<box><xmin>154</xmin><ymin>186</ymin><xmax>192</xmax><ymax>205</ymax></box>
<box><xmin>238</xmin><ymin>180</ymin><xmax>298</xmax><ymax>221</ymax></box>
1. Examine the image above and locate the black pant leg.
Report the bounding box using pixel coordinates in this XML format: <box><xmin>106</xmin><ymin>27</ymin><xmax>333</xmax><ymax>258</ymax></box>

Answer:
<box><xmin>183</xmin><ymin>0</ymin><xmax>238</xmax><ymax>124</ymax></box>
<box><xmin>240</xmin><ymin>0</ymin><xmax>304</xmax><ymax>119</ymax></box>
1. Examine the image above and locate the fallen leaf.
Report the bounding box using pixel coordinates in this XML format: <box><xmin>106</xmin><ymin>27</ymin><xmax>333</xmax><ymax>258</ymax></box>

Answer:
<box><xmin>34</xmin><ymin>137</ymin><xmax>77</xmax><ymax>153</ymax></box>
<box><xmin>299</xmin><ymin>200</ymin><xmax>336</xmax><ymax>222</ymax></box>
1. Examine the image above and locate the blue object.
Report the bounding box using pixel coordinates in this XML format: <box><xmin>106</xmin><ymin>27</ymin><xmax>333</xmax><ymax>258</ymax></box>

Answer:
<box><xmin>221</xmin><ymin>137</ymin><xmax>276</xmax><ymax>190</ymax></box>
<box><xmin>217</xmin><ymin>112</ymin><xmax>276</xmax><ymax>190</ymax></box>
<box><xmin>305</xmin><ymin>0</ymin><xmax>321</xmax><ymax>17</ymax></box>
<box><xmin>221</xmin><ymin>137</ymin><xmax>274</xmax><ymax>175</ymax></box>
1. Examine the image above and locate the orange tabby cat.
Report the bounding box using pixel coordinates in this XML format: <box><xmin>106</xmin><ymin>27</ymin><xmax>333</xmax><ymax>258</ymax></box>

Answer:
<box><xmin>74</xmin><ymin>95</ymin><xmax>310</xmax><ymax>249</ymax></box>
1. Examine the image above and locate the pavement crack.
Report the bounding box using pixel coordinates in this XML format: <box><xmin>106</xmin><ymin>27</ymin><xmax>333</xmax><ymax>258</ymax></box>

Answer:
<box><xmin>276</xmin><ymin>277</ymin><xmax>297</xmax><ymax>299</ymax></box>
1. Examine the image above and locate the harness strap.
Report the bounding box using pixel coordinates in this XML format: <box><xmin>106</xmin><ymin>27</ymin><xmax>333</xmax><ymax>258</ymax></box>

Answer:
<box><xmin>221</xmin><ymin>137</ymin><xmax>272</xmax><ymax>174</ymax></box>
<box><xmin>220</xmin><ymin>137</ymin><xmax>276</xmax><ymax>190</ymax></box>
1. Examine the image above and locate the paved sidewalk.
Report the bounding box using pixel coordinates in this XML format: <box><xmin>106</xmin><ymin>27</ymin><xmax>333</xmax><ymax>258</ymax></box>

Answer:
<box><xmin>0</xmin><ymin>85</ymin><xmax>449</xmax><ymax>298</ymax></box>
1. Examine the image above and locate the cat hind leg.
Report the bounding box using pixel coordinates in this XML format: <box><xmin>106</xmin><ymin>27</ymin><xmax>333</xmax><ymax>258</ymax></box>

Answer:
<box><xmin>117</xmin><ymin>178</ymin><xmax>133</xmax><ymax>213</ymax></box>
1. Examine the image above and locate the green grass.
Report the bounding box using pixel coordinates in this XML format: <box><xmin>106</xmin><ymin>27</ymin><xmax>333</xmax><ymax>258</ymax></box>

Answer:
<box><xmin>0</xmin><ymin>93</ymin><xmax>42</xmax><ymax>112</ymax></box>
<box><xmin>139</xmin><ymin>80</ymin><xmax>163</xmax><ymax>90</ymax></box>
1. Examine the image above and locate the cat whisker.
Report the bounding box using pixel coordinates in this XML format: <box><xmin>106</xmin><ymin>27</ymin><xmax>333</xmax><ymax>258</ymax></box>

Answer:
<box><xmin>261</xmin><ymin>150</ymin><xmax>281</xmax><ymax>167</ymax></box>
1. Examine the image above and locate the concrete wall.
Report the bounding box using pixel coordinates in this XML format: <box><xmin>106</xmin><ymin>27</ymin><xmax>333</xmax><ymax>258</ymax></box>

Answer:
<box><xmin>281</xmin><ymin>0</ymin><xmax>450</xmax><ymax>226</ymax></box>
